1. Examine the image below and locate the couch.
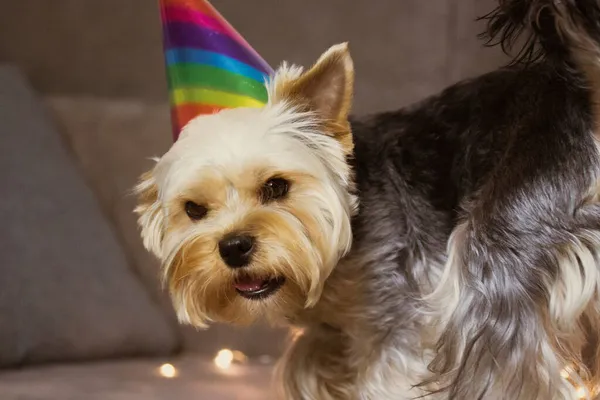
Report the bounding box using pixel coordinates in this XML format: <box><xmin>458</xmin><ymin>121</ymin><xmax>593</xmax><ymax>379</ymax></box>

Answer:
<box><xmin>0</xmin><ymin>65</ymin><xmax>279</xmax><ymax>399</ymax></box>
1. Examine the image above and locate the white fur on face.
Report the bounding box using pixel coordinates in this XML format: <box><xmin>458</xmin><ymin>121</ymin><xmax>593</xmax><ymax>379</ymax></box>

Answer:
<box><xmin>137</xmin><ymin>101</ymin><xmax>356</xmax><ymax>325</ymax></box>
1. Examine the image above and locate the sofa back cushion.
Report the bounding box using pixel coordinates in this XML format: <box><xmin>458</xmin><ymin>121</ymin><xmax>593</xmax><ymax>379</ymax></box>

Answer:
<box><xmin>0</xmin><ymin>65</ymin><xmax>179</xmax><ymax>367</ymax></box>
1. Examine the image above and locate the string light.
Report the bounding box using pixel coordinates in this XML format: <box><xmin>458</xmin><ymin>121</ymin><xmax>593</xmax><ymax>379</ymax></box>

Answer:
<box><xmin>214</xmin><ymin>349</ymin><xmax>234</xmax><ymax>370</ymax></box>
<box><xmin>158</xmin><ymin>363</ymin><xmax>178</xmax><ymax>378</ymax></box>
<box><xmin>560</xmin><ymin>365</ymin><xmax>597</xmax><ymax>400</ymax></box>
<box><xmin>258</xmin><ymin>354</ymin><xmax>274</xmax><ymax>365</ymax></box>
<box><xmin>290</xmin><ymin>327</ymin><xmax>305</xmax><ymax>342</ymax></box>
<box><xmin>213</xmin><ymin>348</ymin><xmax>249</xmax><ymax>370</ymax></box>
<box><xmin>232</xmin><ymin>350</ymin><xmax>248</xmax><ymax>363</ymax></box>
<box><xmin>576</xmin><ymin>386</ymin><xmax>588</xmax><ymax>399</ymax></box>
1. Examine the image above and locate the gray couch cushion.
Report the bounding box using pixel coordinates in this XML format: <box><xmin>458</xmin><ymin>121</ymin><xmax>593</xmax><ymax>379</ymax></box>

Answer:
<box><xmin>0</xmin><ymin>65</ymin><xmax>180</xmax><ymax>367</ymax></box>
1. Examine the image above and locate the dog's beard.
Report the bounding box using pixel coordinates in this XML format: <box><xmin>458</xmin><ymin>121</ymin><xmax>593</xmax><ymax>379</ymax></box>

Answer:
<box><xmin>164</xmin><ymin>207</ymin><xmax>335</xmax><ymax>327</ymax></box>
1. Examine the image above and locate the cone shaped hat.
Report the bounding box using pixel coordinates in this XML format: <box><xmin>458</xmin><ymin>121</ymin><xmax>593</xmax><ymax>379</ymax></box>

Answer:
<box><xmin>160</xmin><ymin>0</ymin><xmax>273</xmax><ymax>140</ymax></box>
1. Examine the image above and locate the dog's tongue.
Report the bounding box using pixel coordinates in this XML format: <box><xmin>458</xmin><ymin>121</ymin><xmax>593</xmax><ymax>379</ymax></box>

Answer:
<box><xmin>233</xmin><ymin>278</ymin><xmax>266</xmax><ymax>292</ymax></box>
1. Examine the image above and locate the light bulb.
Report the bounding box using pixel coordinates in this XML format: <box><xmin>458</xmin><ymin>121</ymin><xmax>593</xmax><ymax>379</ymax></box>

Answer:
<box><xmin>158</xmin><ymin>363</ymin><xmax>177</xmax><ymax>378</ymax></box>
<box><xmin>232</xmin><ymin>350</ymin><xmax>248</xmax><ymax>363</ymax></box>
<box><xmin>258</xmin><ymin>355</ymin><xmax>273</xmax><ymax>365</ymax></box>
<box><xmin>576</xmin><ymin>386</ymin><xmax>588</xmax><ymax>399</ymax></box>
<box><xmin>214</xmin><ymin>348</ymin><xmax>234</xmax><ymax>370</ymax></box>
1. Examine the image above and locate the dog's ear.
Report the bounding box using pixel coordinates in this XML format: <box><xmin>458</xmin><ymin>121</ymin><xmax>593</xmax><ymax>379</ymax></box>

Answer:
<box><xmin>275</xmin><ymin>43</ymin><xmax>355</xmax><ymax>153</ymax></box>
<box><xmin>134</xmin><ymin>169</ymin><xmax>164</xmax><ymax>259</ymax></box>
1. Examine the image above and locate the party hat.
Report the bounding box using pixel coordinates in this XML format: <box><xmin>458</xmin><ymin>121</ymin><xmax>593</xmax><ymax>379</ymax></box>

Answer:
<box><xmin>160</xmin><ymin>0</ymin><xmax>274</xmax><ymax>140</ymax></box>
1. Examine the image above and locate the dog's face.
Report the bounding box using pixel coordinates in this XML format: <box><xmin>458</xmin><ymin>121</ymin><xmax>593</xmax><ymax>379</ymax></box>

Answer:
<box><xmin>135</xmin><ymin>44</ymin><xmax>357</xmax><ymax>327</ymax></box>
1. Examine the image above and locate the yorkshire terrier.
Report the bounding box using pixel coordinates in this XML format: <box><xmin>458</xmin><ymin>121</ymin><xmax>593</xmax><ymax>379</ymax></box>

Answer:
<box><xmin>135</xmin><ymin>0</ymin><xmax>600</xmax><ymax>398</ymax></box>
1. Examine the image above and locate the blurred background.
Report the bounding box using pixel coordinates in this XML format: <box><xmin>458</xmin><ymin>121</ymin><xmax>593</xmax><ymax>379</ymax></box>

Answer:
<box><xmin>0</xmin><ymin>0</ymin><xmax>508</xmax><ymax>398</ymax></box>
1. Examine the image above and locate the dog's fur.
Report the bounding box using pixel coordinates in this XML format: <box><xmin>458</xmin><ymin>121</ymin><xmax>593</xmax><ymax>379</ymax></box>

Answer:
<box><xmin>136</xmin><ymin>1</ymin><xmax>600</xmax><ymax>398</ymax></box>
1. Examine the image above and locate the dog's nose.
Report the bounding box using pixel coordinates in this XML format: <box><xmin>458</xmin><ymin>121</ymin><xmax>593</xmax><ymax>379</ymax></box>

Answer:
<box><xmin>218</xmin><ymin>234</ymin><xmax>255</xmax><ymax>268</ymax></box>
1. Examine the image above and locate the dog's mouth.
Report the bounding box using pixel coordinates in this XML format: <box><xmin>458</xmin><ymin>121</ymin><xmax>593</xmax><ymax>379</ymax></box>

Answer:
<box><xmin>233</xmin><ymin>275</ymin><xmax>285</xmax><ymax>300</ymax></box>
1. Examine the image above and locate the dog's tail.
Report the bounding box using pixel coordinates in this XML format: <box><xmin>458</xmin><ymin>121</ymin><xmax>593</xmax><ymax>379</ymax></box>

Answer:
<box><xmin>481</xmin><ymin>0</ymin><xmax>600</xmax><ymax>70</ymax></box>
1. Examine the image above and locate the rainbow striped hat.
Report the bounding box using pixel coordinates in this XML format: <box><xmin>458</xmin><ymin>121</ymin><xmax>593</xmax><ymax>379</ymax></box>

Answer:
<box><xmin>160</xmin><ymin>0</ymin><xmax>273</xmax><ymax>140</ymax></box>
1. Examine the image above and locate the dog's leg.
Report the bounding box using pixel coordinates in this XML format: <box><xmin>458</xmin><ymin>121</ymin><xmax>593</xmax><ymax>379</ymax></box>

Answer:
<box><xmin>276</xmin><ymin>326</ymin><xmax>356</xmax><ymax>400</ymax></box>
<box><xmin>426</xmin><ymin>168</ymin><xmax>600</xmax><ymax>399</ymax></box>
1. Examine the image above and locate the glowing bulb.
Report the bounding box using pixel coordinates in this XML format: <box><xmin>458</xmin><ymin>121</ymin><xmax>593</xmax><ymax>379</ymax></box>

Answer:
<box><xmin>232</xmin><ymin>350</ymin><xmax>248</xmax><ymax>363</ymax></box>
<box><xmin>214</xmin><ymin>349</ymin><xmax>234</xmax><ymax>370</ymax></box>
<box><xmin>576</xmin><ymin>386</ymin><xmax>587</xmax><ymax>399</ymax></box>
<box><xmin>158</xmin><ymin>363</ymin><xmax>177</xmax><ymax>378</ymax></box>
<box><xmin>290</xmin><ymin>327</ymin><xmax>305</xmax><ymax>342</ymax></box>
<box><xmin>258</xmin><ymin>355</ymin><xmax>273</xmax><ymax>365</ymax></box>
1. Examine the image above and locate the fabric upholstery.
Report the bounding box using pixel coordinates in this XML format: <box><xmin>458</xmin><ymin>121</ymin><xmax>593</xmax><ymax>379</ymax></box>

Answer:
<box><xmin>0</xmin><ymin>66</ymin><xmax>180</xmax><ymax>367</ymax></box>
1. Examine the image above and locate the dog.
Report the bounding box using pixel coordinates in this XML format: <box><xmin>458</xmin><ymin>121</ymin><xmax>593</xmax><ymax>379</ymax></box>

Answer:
<box><xmin>135</xmin><ymin>0</ymin><xmax>600</xmax><ymax>398</ymax></box>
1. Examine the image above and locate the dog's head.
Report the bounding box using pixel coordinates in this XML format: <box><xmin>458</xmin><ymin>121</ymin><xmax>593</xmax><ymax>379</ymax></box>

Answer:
<box><xmin>134</xmin><ymin>44</ymin><xmax>357</xmax><ymax>327</ymax></box>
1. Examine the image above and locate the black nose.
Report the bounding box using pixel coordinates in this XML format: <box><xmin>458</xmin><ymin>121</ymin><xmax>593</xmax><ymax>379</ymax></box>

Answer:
<box><xmin>218</xmin><ymin>234</ymin><xmax>255</xmax><ymax>268</ymax></box>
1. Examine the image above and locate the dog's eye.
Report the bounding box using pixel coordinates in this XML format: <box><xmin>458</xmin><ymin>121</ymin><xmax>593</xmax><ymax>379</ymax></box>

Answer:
<box><xmin>184</xmin><ymin>201</ymin><xmax>208</xmax><ymax>220</ymax></box>
<box><xmin>261</xmin><ymin>178</ymin><xmax>289</xmax><ymax>202</ymax></box>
